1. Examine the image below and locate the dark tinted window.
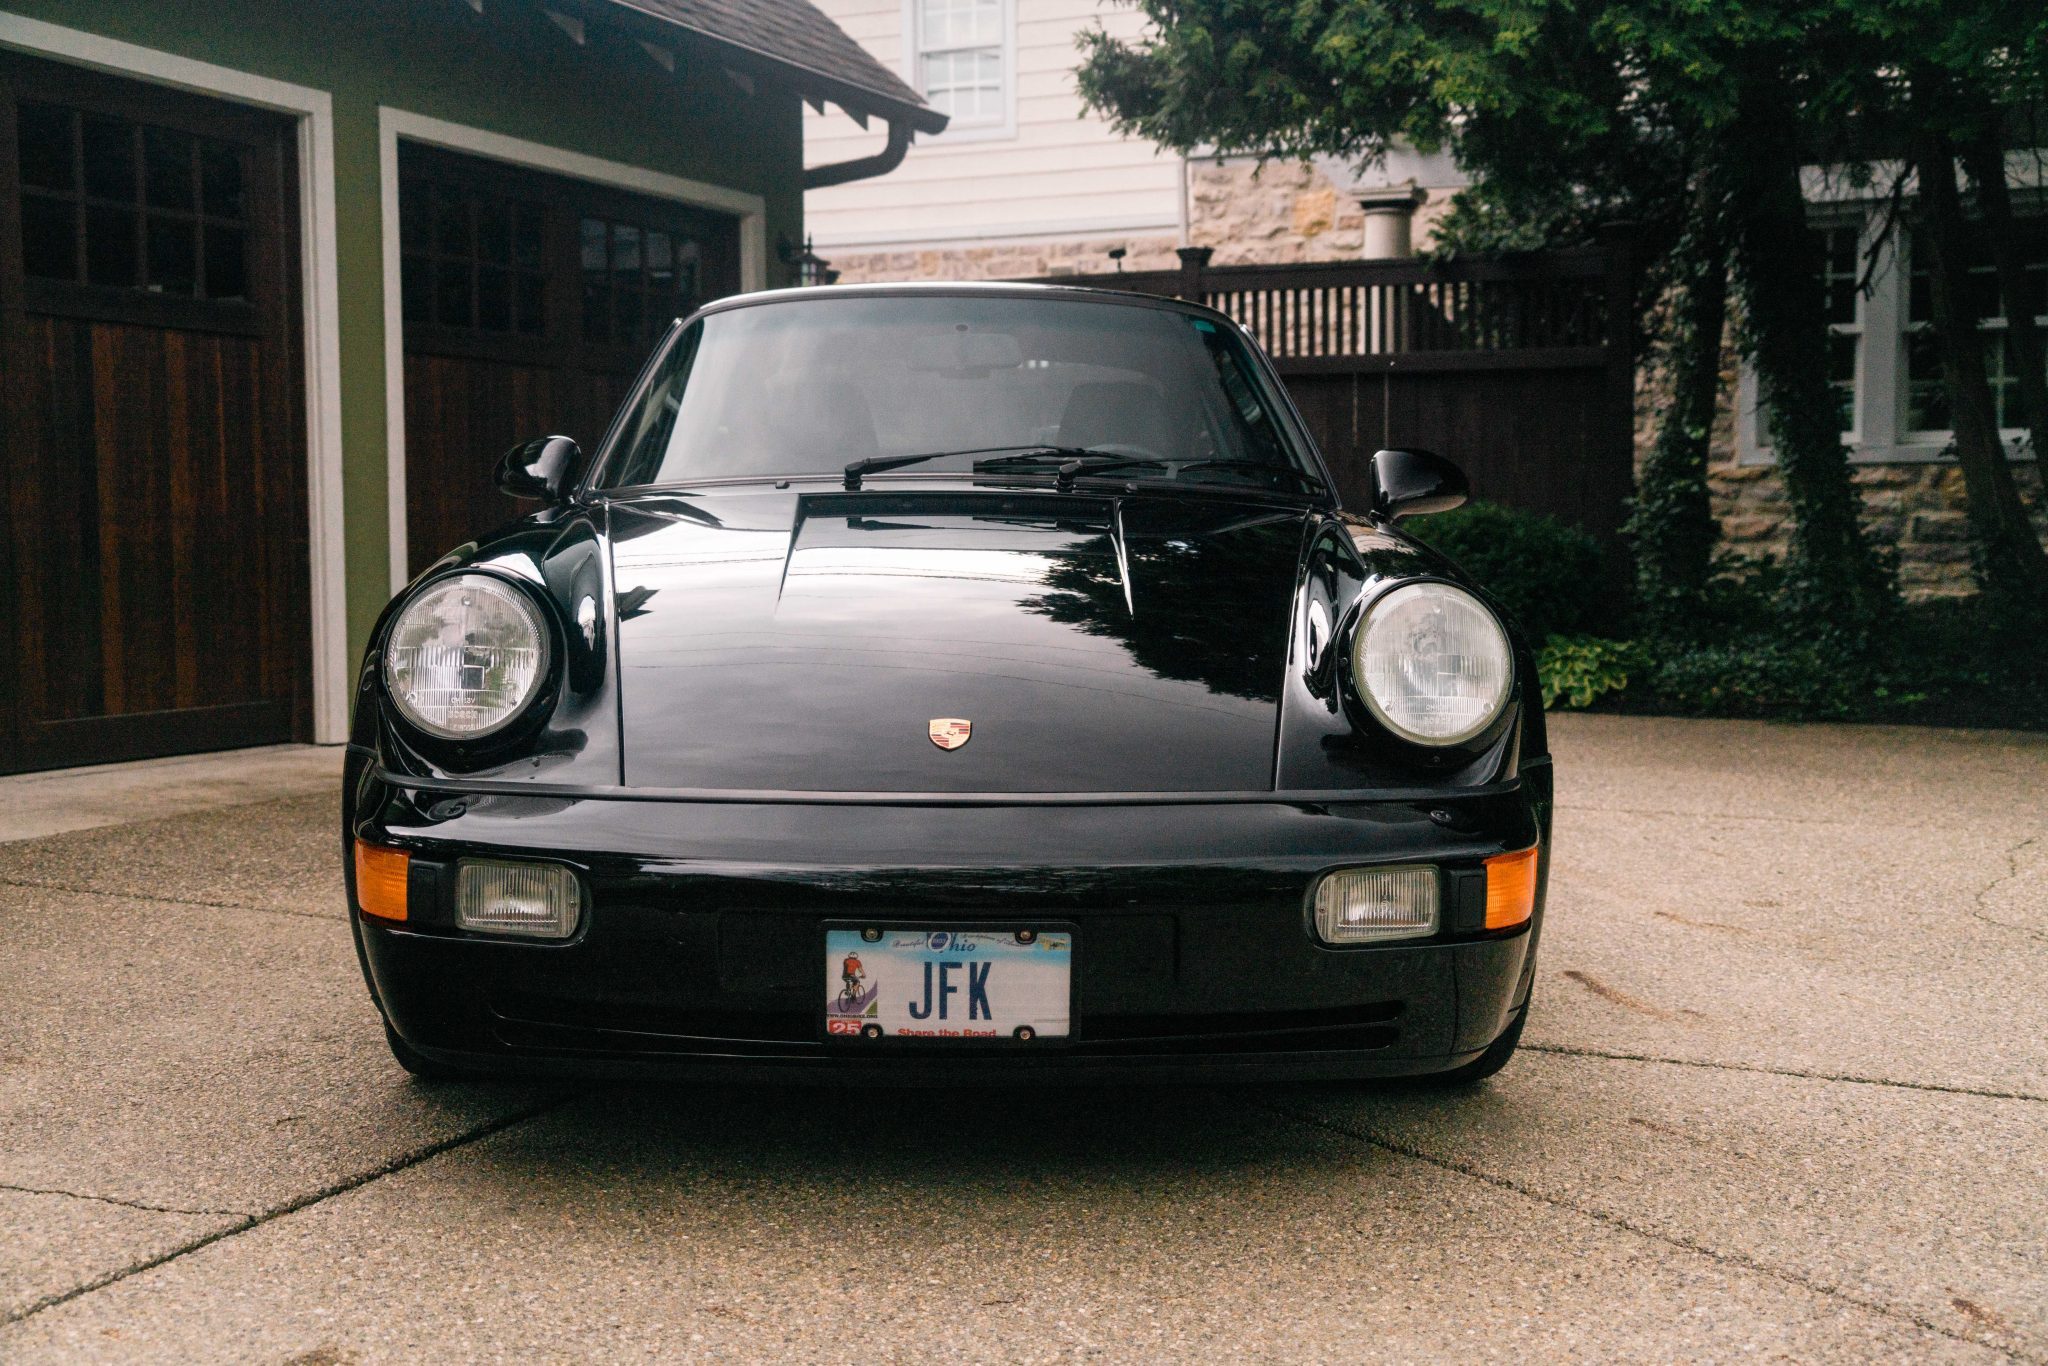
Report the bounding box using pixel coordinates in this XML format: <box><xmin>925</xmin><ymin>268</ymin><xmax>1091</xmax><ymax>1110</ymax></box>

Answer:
<box><xmin>400</xmin><ymin>179</ymin><xmax>547</xmax><ymax>335</ymax></box>
<box><xmin>14</xmin><ymin>100</ymin><xmax>248</xmax><ymax>300</ymax></box>
<box><xmin>601</xmin><ymin>296</ymin><xmax>1308</xmax><ymax>491</ymax></box>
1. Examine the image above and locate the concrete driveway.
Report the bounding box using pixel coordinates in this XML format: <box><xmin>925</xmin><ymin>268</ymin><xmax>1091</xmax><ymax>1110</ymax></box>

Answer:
<box><xmin>0</xmin><ymin>717</ymin><xmax>2042</xmax><ymax>1362</ymax></box>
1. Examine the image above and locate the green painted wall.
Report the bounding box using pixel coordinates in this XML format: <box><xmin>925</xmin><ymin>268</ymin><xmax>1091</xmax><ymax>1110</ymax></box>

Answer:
<box><xmin>8</xmin><ymin>0</ymin><xmax>803</xmax><ymax>660</ymax></box>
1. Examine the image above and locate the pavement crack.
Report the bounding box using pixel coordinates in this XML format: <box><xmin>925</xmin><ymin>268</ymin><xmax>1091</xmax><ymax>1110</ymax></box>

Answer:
<box><xmin>1267</xmin><ymin>1103</ymin><xmax>2037</xmax><ymax>1363</ymax></box>
<box><xmin>0</xmin><ymin>875</ymin><xmax>329</xmax><ymax>922</ymax></box>
<box><xmin>0</xmin><ymin>1093</ymin><xmax>577</xmax><ymax>1328</ymax></box>
<box><xmin>1522</xmin><ymin>1043</ymin><xmax>2048</xmax><ymax>1103</ymax></box>
<box><xmin>0</xmin><ymin>1182</ymin><xmax>250</xmax><ymax>1220</ymax></box>
<box><xmin>1971</xmin><ymin>834</ymin><xmax>2044</xmax><ymax>941</ymax></box>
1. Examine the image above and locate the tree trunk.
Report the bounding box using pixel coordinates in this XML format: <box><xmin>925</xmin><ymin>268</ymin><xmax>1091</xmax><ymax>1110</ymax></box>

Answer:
<box><xmin>1958</xmin><ymin>133</ymin><xmax>2048</xmax><ymax>497</ymax></box>
<box><xmin>1912</xmin><ymin>127</ymin><xmax>2048</xmax><ymax>615</ymax></box>
<box><xmin>1627</xmin><ymin>188</ymin><xmax>1728</xmax><ymax>633</ymax></box>
<box><xmin>1719</xmin><ymin>86</ymin><xmax>1894</xmax><ymax>635</ymax></box>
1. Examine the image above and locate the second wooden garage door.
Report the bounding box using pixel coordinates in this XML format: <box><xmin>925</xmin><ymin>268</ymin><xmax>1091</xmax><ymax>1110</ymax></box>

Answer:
<box><xmin>399</xmin><ymin>144</ymin><xmax>740</xmax><ymax>575</ymax></box>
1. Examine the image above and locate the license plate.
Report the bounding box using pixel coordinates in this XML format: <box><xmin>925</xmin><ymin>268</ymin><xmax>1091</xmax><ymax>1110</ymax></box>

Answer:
<box><xmin>823</xmin><ymin>926</ymin><xmax>1072</xmax><ymax>1041</ymax></box>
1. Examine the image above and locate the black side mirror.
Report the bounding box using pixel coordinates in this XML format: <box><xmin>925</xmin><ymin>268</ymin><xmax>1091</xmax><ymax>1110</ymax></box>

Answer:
<box><xmin>496</xmin><ymin>435</ymin><xmax>581</xmax><ymax>504</ymax></box>
<box><xmin>1371</xmin><ymin>447</ymin><xmax>1469</xmax><ymax>520</ymax></box>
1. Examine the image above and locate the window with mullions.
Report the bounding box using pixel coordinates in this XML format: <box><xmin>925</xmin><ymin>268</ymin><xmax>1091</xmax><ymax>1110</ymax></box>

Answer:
<box><xmin>400</xmin><ymin>179</ymin><xmax>547</xmax><ymax>336</ymax></box>
<box><xmin>581</xmin><ymin>216</ymin><xmax>698</xmax><ymax>348</ymax></box>
<box><xmin>915</xmin><ymin>0</ymin><xmax>1007</xmax><ymax>127</ymax></box>
<box><xmin>1758</xmin><ymin>224</ymin><xmax>1863</xmax><ymax>446</ymax></box>
<box><xmin>15</xmin><ymin>99</ymin><xmax>249</xmax><ymax>301</ymax></box>
<box><xmin>1904</xmin><ymin>217</ymin><xmax>2048</xmax><ymax>434</ymax></box>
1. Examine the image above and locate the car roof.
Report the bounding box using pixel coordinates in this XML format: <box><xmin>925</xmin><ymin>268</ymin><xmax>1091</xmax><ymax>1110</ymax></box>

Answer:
<box><xmin>693</xmin><ymin>280</ymin><xmax>1230</xmax><ymax>326</ymax></box>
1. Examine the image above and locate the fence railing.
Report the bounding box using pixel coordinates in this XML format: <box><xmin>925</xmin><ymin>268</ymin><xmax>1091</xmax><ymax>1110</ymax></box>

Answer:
<box><xmin>1024</xmin><ymin>235</ymin><xmax>1631</xmax><ymax>374</ymax></box>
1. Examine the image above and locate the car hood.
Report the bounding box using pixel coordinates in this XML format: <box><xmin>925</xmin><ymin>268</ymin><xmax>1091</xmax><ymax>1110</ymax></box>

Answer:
<box><xmin>605</xmin><ymin>486</ymin><xmax>1309</xmax><ymax>793</ymax></box>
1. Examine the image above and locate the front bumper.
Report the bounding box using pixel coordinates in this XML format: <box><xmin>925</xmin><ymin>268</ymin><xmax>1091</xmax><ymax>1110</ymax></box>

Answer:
<box><xmin>345</xmin><ymin>756</ymin><xmax>1551</xmax><ymax>1083</ymax></box>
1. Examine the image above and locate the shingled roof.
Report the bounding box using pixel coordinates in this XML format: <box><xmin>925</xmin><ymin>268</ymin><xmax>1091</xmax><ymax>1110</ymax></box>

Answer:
<box><xmin>609</xmin><ymin>0</ymin><xmax>946</xmax><ymax>134</ymax></box>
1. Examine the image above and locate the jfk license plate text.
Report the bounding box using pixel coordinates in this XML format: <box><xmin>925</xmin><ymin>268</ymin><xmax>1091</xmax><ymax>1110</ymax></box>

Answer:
<box><xmin>824</xmin><ymin>928</ymin><xmax>1072</xmax><ymax>1041</ymax></box>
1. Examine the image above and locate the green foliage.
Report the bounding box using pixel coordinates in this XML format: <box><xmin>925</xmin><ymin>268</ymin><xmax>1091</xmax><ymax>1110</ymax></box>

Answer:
<box><xmin>1405</xmin><ymin>501</ymin><xmax>1607</xmax><ymax>644</ymax></box>
<box><xmin>1642</xmin><ymin>639</ymin><xmax>1867</xmax><ymax>719</ymax></box>
<box><xmin>1538</xmin><ymin>635</ymin><xmax>1645</xmax><ymax>710</ymax></box>
<box><xmin>1625</xmin><ymin>202</ymin><xmax>1729</xmax><ymax>634</ymax></box>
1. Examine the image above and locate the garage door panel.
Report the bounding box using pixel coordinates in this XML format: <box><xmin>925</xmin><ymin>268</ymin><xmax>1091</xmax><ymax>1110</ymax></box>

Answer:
<box><xmin>0</xmin><ymin>54</ymin><xmax>307</xmax><ymax>773</ymax></box>
<box><xmin>404</xmin><ymin>351</ymin><xmax>565</xmax><ymax>574</ymax></box>
<box><xmin>399</xmin><ymin>144</ymin><xmax>740</xmax><ymax>577</ymax></box>
<box><xmin>4</xmin><ymin>314</ymin><xmax>104</xmax><ymax>725</ymax></box>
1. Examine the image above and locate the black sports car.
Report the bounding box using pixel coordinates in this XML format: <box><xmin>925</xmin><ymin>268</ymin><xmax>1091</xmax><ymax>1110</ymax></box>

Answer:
<box><xmin>344</xmin><ymin>283</ymin><xmax>1551</xmax><ymax>1084</ymax></box>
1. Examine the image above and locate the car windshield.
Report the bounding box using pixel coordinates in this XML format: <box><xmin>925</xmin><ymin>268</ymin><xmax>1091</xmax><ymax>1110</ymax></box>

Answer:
<box><xmin>597</xmin><ymin>294</ymin><xmax>1314</xmax><ymax>491</ymax></box>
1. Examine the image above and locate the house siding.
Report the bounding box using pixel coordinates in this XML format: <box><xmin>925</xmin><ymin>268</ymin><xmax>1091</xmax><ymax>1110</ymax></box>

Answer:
<box><xmin>803</xmin><ymin>0</ymin><xmax>1180</xmax><ymax>250</ymax></box>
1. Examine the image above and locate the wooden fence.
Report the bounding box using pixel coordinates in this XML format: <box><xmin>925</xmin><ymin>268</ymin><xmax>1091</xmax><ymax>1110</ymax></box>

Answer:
<box><xmin>1021</xmin><ymin>229</ymin><xmax>1638</xmax><ymax>543</ymax></box>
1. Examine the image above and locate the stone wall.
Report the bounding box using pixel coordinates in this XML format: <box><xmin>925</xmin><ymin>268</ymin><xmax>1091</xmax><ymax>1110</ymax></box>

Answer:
<box><xmin>1637</xmin><ymin>331</ymin><xmax>2048</xmax><ymax>603</ymax></box>
<box><xmin>1183</xmin><ymin>159</ymin><xmax>1454</xmax><ymax>264</ymax></box>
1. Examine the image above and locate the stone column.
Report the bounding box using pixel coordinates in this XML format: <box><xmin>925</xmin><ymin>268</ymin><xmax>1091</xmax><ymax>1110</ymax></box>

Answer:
<box><xmin>1358</xmin><ymin>188</ymin><xmax>1427</xmax><ymax>259</ymax></box>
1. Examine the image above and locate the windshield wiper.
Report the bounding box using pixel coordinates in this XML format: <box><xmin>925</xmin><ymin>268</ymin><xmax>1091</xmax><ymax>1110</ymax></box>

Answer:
<box><xmin>975</xmin><ymin>449</ymin><xmax>1170</xmax><ymax>491</ymax></box>
<box><xmin>844</xmin><ymin>445</ymin><xmax>1111</xmax><ymax>489</ymax></box>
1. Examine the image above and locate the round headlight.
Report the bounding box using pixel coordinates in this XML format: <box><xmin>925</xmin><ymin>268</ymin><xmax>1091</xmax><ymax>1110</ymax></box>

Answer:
<box><xmin>384</xmin><ymin>573</ymin><xmax>550</xmax><ymax>739</ymax></box>
<box><xmin>1350</xmin><ymin>581</ymin><xmax>1512</xmax><ymax>746</ymax></box>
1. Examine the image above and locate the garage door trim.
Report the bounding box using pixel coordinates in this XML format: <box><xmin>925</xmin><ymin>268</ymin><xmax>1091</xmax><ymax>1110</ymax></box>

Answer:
<box><xmin>376</xmin><ymin>105</ymin><xmax>768</xmax><ymax>596</ymax></box>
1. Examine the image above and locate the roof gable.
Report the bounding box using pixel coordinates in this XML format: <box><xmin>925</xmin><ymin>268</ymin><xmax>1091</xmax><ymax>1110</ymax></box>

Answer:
<box><xmin>608</xmin><ymin>0</ymin><xmax>943</xmax><ymax>133</ymax></box>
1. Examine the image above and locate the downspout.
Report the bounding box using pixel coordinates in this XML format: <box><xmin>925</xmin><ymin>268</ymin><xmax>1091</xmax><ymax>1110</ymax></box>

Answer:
<box><xmin>803</xmin><ymin>117</ymin><xmax>914</xmax><ymax>189</ymax></box>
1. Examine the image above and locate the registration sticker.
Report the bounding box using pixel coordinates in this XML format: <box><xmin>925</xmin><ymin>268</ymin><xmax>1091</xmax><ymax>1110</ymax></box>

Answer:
<box><xmin>824</xmin><ymin>927</ymin><xmax>1072</xmax><ymax>1041</ymax></box>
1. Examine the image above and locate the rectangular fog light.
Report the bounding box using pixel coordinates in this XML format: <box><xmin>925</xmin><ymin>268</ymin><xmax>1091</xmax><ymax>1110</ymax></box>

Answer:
<box><xmin>455</xmin><ymin>860</ymin><xmax>583</xmax><ymax>939</ymax></box>
<box><xmin>1313</xmin><ymin>866</ymin><xmax>1439</xmax><ymax>944</ymax></box>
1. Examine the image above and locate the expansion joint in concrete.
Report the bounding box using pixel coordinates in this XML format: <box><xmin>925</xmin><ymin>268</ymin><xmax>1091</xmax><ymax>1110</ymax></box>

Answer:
<box><xmin>0</xmin><ymin>1094</ymin><xmax>578</xmax><ymax>1327</ymax></box>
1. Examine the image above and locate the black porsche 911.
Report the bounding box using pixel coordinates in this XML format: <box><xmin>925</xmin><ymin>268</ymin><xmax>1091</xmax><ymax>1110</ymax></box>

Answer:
<box><xmin>344</xmin><ymin>283</ymin><xmax>1551</xmax><ymax>1085</ymax></box>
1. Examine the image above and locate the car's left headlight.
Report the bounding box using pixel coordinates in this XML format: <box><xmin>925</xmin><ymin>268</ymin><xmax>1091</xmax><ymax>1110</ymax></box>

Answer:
<box><xmin>383</xmin><ymin>572</ymin><xmax>550</xmax><ymax>739</ymax></box>
<box><xmin>1350</xmin><ymin>581</ymin><xmax>1512</xmax><ymax>745</ymax></box>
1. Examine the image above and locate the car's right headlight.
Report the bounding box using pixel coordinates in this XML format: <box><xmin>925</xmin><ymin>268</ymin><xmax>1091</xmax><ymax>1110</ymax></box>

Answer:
<box><xmin>1350</xmin><ymin>581</ymin><xmax>1512</xmax><ymax>745</ymax></box>
<box><xmin>383</xmin><ymin>573</ymin><xmax>550</xmax><ymax>739</ymax></box>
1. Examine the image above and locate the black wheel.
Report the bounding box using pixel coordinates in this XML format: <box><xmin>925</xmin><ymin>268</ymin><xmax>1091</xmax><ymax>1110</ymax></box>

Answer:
<box><xmin>1425</xmin><ymin>999</ymin><xmax>1528</xmax><ymax>1087</ymax></box>
<box><xmin>383</xmin><ymin>1021</ymin><xmax>480</xmax><ymax>1082</ymax></box>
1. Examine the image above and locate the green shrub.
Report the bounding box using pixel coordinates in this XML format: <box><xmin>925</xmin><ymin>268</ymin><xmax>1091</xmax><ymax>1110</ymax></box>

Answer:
<box><xmin>1538</xmin><ymin>636</ymin><xmax>1645</xmax><ymax>710</ymax></box>
<box><xmin>1643</xmin><ymin>639</ymin><xmax>1866</xmax><ymax>719</ymax></box>
<box><xmin>1406</xmin><ymin>501</ymin><xmax>1608</xmax><ymax>643</ymax></box>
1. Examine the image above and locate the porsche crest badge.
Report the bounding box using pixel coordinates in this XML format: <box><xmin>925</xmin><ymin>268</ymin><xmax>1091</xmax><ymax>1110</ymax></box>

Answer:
<box><xmin>928</xmin><ymin>718</ymin><xmax>972</xmax><ymax>751</ymax></box>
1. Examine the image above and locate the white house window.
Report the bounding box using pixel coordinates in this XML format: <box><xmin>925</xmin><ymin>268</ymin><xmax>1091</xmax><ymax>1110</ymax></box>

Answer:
<box><xmin>1757</xmin><ymin>223</ymin><xmax>1863</xmax><ymax>447</ymax></box>
<box><xmin>915</xmin><ymin>0</ymin><xmax>1008</xmax><ymax>128</ymax></box>
<box><xmin>1816</xmin><ymin>224</ymin><xmax>1863</xmax><ymax>437</ymax></box>
<box><xmin>1739</xmin><ymin>183</ymin><xmax>2048</xmax><ymax>465</ymax></box>
<box><xmin>1903</xmin><ymin>217</ymin><xmax>2048</xmax><ymax>434</ymax></box>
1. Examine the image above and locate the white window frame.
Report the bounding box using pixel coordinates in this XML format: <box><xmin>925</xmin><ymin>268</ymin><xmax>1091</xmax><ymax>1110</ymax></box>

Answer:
<box><xmin>901</xmin><ymin>0</ymin><xmax>1016</xmax><ymax>144</ymax></box>
<box><xmin>1737</xmin><ymin>158</ymin><xmax>2045</xmax><ymax>466</ymax></box>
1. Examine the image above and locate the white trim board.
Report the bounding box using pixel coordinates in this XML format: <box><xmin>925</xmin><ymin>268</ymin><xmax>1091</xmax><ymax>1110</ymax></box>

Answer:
<box><xmin>0</xmin><ymin>11</ymin><xmax>349</xmax><ymax>745</ymax></box>
<box><xmin>811</xmin><ymin>211</ymin><xmax>1183</xmax><ymax>254</ymax></box>
<box><xmin>377</xmin><ymin>107</ymin><xmax>769</xmax><ymax>595</ymax></box>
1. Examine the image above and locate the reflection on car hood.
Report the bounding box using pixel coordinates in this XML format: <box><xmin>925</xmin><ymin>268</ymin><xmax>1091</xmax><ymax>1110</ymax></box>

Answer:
<box><xmin>606</xmin><ymin>487</ymin><xmax>1308</xmax><ymax>792</ymax></box>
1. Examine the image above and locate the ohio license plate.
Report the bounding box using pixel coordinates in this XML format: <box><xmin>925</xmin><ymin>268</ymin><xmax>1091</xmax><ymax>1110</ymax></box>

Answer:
<box><xmin>823</xmin><ymin>927</ymin><xmax>1072</xmax><ymax>1041</ymax></box>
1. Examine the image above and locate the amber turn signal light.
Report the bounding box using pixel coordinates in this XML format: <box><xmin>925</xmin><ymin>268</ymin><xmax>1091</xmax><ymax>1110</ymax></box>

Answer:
<box><xmin>1483</xmin><ymin>845</ymin><xmax>1539</xmax><ymax>930</ymax></box>
<box><xmin>353</xmin><ymin>840</ymin><xmax>410</xmax><ymax>922</ymax></box>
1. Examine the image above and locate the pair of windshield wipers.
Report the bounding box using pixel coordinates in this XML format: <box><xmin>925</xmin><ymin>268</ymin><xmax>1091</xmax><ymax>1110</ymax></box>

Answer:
<box><xmin>841</xmin><ymin>445</ymin><xmax>1325</xmax><ymax>493</ymax></box>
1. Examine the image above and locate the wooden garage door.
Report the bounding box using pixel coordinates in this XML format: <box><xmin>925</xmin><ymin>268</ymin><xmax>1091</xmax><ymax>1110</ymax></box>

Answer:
<box><xmin>400</xmin><ymin>144</ymin><xmax>740</xmax><ymax>575</ymax></box>
<box><xmin>0</xmin><ymin>56</ymin><xmax>309</xmax><ymax>776</ymax></box>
